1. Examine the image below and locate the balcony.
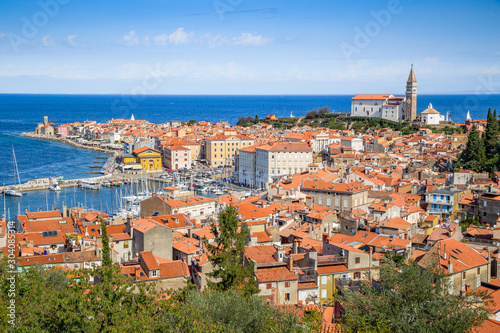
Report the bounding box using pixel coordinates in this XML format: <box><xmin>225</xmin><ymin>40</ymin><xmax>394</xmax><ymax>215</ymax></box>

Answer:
<box><xmin>336</xmin><ymin>278</ymin><xmax>363</xmax><ymax>293</ymax></box>
<box><xmin>317</xmin><ymin>255</ymin><xmax>347</xmax><ymax>266</ymax></box>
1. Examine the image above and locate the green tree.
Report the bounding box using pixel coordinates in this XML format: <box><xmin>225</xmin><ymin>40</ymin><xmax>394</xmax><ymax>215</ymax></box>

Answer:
<box><xmin>338</xmin><ymin>259</ymin><xmax>491</xmax><ymax>333</ymax></box>
<box><xmin>484</xmin><ymin>108</ymin><xmax>499</xmax><ymax>158</ymax></box>
<box><xmin>204</xmin><ymin>205</ymin><xmax>259</xmax><ymax>296</ymax></box>
<box><xmin>100</xmin><ymin>217</ymin><xmax>112</xmax><ymax>267</ymax></box>
<box><xmin>255</xmin><ymin>115</ymin><xmax>260</xmax><ymax>122</ymax></box>
<box><xmin>457</xmin><ymin>125</ymin><xmax>486</xmax><ymax>172</ymax></box>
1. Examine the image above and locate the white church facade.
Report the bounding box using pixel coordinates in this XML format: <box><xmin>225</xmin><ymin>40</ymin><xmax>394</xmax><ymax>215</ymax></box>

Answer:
<box><xmin>420</xmin><ymin>103</ymin><xmax>444</xmax><ymax>125</ymax></box>
<box><xmin>350</xmin><ymin>67</ymin><xmax>418</xmax><ymax>123</ymax></box>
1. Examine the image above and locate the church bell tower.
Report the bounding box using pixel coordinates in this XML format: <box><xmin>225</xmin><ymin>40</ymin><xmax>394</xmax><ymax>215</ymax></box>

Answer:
<box><xmin>405</xmin><ymin>65</ymin><xmax>417</xmax><ymax>121</ymax></box>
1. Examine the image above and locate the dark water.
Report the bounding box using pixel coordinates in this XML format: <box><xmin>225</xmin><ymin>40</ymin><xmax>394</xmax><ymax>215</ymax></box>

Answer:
<box><xmin>0</xmin><ymin>93</ymin><xmax>499</xmax><ymax>216</ymax></box>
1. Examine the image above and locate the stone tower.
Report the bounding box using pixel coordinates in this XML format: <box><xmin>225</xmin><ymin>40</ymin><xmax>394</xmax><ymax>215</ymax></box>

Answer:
<box><xmin>405</xmin><ymin>66</ymin><xmax>417</xmax><ymax>121</ymax></box>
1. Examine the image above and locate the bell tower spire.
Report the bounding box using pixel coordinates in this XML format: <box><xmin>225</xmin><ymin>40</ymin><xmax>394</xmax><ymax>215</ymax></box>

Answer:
<box><xmin>405</xmin><ymin>66</ymin><xmax>417</xmax><ymax>121</ymax></box>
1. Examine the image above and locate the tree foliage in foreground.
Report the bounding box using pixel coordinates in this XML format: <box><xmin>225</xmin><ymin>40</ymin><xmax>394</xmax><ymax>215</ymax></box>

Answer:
<box><xmin>0</xmin><ymin>257</ymin><xmax>300</xmax><ymax>333</ymax></box>
<box><xmin>204</xmin><ymin>205</ymin><xmax>259</xmax><ymax>296</ymax></box>
<box><xmin>338</xmin><ymin>259</ymin><xmax>491</xmax><ymax>333</ymax></box>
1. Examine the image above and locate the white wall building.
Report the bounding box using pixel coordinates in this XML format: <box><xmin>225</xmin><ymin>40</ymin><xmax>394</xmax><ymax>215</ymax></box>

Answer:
<box><xmin>237</xmin><ymin>142</ymin><xmax>313</xmax><ymax>189</ymax></box>
<box><xmin>349</xmin><ymin>68</ymin><xmax>417</xmax><ymax>123</ymax></box>
<box><xmin>420</xmin><ymin>103</ymin><xmax>445</xmax><ymax>125</ymax></box>
<box><xmin>163</xmin><ymin>145</ymin><xmax>191</xmax><ymax>170</ymax></box>
<box><xmin>340</xmin><ymin>136</ymin><xmax>364</xmax><ymax>151</ymax></box>
<box><xmin>237</xmin><ymin>146</ymin><xmax>257</xmax><ymax>188</ymax></box>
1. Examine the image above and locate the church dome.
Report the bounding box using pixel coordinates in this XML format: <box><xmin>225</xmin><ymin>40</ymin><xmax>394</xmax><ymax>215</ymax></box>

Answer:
<box><xmin>421</xmin><ymin>103</ymin><xmax>440</xmax><ymax>114</ymax></box>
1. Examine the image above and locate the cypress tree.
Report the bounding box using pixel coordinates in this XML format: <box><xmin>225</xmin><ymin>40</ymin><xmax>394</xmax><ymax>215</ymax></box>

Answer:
<box><xmin>100</xmin><ymin>216</ymin><xmax>112</xmax><ymax>267</ymax></box>
<box><xmin>460</xmin><ymin>125</ymin><xmax>486</xmax><ymax>172</ymax></box>
<box><xmin>484</xmin><ymin>108</ymin><xmax>499</xmax><ymax>157</ymax></box>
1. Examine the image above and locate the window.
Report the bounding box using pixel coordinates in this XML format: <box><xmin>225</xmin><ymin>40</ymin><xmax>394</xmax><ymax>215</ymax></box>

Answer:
<box><xmin>462</xmin><ymin>272</ymin><xmax>466</xmax><ymax>279</ymax></box>
<box><xmin>285</xmin><ymin>281</ymin><xmax>290</xmax><ymax>288</ymax></box>
<box><xmin>321</xmin><ymin>289</ymin><xmax>327</xmax><ymax>298</ymax></box>
<box><xmin>354</xmin><ymin>272</ymin><xmax>361</xmax><ymax>279</ymax></box>
<box><xmin>355</xmin><ymin>257</ymin><xmax>360</xmax><ymax>264</ymax></box>
<box><xmin>477</xmin><ymin>268</ymin><xmax>480</xmax><ymax>275</ymax></box>
<box><xmin>152</xmin><ymin>270</ymin><xmax>158</xmax><ymax>277</ymax></box>
<box><xmin>266</xmin><ymin>283</ymin><xmax>272</xmax><ymax>289</ymax></box>
<box><xmin>321</xmin><ymin>276</ymin><xmax>327</xmax><ymax>285</ymax></box>
<box><xmin>285</xmin><ymin>293</ymin><xmax>290</xmax><ymax>301</ymax></box>
<box><xmin>124</xmin><ymin>241</ymin><xmax>129</xmax><ymax>248</ymax></box>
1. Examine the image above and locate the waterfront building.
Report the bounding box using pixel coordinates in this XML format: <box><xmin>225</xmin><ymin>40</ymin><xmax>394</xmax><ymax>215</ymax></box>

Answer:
<box><xmin>237</xmin><ymin>142</ymin><xmax>313</xmax><ymax>189</ymax></box>
<box><xmin>35</xmin><ymin>116</ymin><xmax>56</xmax><ymax>136</ymax></box>
<box><xmin>350</xmin><ymin>67</ymin><xmax>417</xmax><ymax>122</ymax></box>
<box><xmin>163</xmin><ymin>144</ymin><xmax>191</xmax><ymax>170</ymax></box>
<box><xmin>132</xmin><ymin>147</ymin><xmax>163</xmax><ymax>172</ymax></box>
<box><xmin>205</xmin><ymin>134</ymin><xmax>254</xmax><ymax>167</ymax></box>
<box><xmin>56</xmin><ymin>124</ymin><xmax>69</xmax><ymax>137</ymax></box>
<box><xmin>238</xmin><ymin>145</ymin><xmax>258</xmax><ymax>188</ymax></box>
<box><xmin>161</xmin><ymin>137</ymin><xmax>202</xmax><ymax>162</ymax></box>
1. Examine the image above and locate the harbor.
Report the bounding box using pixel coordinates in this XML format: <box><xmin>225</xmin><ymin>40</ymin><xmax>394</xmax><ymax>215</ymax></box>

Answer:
<box><xmin>0</xmin><ymin>166</ymin><xmax>237</xmax><ymax>220</ymax></box>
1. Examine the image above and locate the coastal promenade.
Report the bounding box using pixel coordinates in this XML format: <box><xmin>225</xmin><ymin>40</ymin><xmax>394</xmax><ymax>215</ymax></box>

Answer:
<box><xmin>21</xmin><ymin>132</ymin><xmax>120</xmax><ymax>155</ymax></box>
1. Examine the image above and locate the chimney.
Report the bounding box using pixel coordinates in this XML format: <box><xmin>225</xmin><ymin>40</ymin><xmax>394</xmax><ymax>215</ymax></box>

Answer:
<box><xmin>62</xmin><ymin>205</ymin><xmax>67</xmax><ymax>218</ymax></box>
<box><xmin>369</xmin><ymin>247</ymin><xmax>373</xmax><ymax>267</ymax></box>
<box><xmin>443</xmin><ymin>245</ymin><xmax>447</xmax><ymax>260</ymax></box>
<box><xmin>275</xmin><ymin>250</ymin><xmax>285</xmax><ymax>262</ymax></box>
<box><xmin>293</xmin><ymin>240</ymin><xmax>298</xmax><ymax>255</ymax></box>
<box><xmin>309</xmin><ymin>251</ymin><xmax>318</xmax><ymax>271</ymax></box>
<box><xmin>448</xmin><ymin>258</ymin><xmax>453</xmax><ymax>273</ymax></box>
<box><xmin>288</xmin><ymin>256</ymin><xmax>293</xmax><ymax>271</ymax></box>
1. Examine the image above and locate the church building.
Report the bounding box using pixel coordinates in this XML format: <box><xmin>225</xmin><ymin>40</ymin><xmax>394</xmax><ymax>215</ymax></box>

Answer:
<box><xmin>350</xmin><ymin>67</ymin><xmax>417</xmax><ymax>123</ymax></box>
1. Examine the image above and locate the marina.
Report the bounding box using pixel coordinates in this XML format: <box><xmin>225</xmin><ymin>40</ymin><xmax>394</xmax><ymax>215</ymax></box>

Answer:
<box><xmin>0</xmin><ymin>167</ymin><xmax>237</xmax><ymax>220</ymax></box>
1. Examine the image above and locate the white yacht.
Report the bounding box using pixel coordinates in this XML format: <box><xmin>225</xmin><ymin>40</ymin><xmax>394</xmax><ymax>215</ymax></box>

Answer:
<box><xmin>50</xmin><ymin>184</ymin><xmax>62</xmax><ymax>191</ymax></box>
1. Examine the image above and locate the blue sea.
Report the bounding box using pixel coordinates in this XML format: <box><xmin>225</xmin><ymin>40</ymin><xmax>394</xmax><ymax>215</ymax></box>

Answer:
<box><xmin>0</xmin><ymin>94</ymin><xmax>499</xmax><ymax>216</ymax></box>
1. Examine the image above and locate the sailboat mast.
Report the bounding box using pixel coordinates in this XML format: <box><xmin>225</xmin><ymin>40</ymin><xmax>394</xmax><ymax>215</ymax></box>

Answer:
<box><xmin>12</xmin><ymin>144</ymin><xmax>21</xmax><ymax>186</ymax></box>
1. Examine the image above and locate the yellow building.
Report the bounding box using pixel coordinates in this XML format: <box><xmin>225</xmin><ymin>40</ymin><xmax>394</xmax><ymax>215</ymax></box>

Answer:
<box><xmin>423</xmin><ymin>215</ymin><xmax>440</xmax><ymax>235</ymax></box>
<box><xmin>205</xmin><ymin>134</ymin><xmax>254</xmax><ymax>166</ymax></box>
<box><xmin>132</xmin><ymin>147</ymin><xmax>162</xmax><ymax>171</ymax></box>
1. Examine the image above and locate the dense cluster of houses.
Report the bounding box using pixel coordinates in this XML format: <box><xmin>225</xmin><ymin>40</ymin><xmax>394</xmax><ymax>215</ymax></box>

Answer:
<box><xmin>22</xmin><ymin>110</ymin><xmax>500</xmax><ymax>329</ymax></box>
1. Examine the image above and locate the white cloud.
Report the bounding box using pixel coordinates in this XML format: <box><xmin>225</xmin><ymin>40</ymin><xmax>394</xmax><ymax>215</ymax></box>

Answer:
<box><xmin>168</xmin><ymin>27</ymin><xmax>194</xmax><ymax>45</ymax></box>
<box><xmin>0</xmin><ymin>32</ymin><xmax>6</xmax><ymax>40</ymax></box>
<box><xmin>153</xmin><ymin>28</ymin><xmax>194</xmax><ymax>46</ymax></box>
<box><xmin>202</xmin><ymin>32</ymin><xmax>272</xmax><ymax>48</ymax></box>
<box><xmin>41</xmin><ymin>35</ymin><xmax>54</xmax><ymax>46</ymax></box>
<box><xmin>66</xmin><ymin>35</ymin><xmax>77</xmax><ymax>46</ymax></box>
<box><xmin>231</xmin><ymin>33</ymin><xmax>272</xmax><ymax>46</ymax></box>
<box><xmin>122</xmin><ymin>31</ymin><xmax>139</xmax><ymax>46</ymax></box>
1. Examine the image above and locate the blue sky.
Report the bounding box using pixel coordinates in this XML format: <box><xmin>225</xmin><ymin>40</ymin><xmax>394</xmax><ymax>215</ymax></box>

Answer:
<box><xmin>0</xmin><ymin>0</ymin><xmax>499</xmax><ymax>94</ymax></box>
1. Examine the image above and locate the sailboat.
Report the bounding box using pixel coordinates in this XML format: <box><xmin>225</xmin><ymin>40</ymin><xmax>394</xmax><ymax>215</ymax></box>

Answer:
<box><xmin>5</xmin><ymin>145</ymin><xmax>23</xmax><ymax>197</ymax></box>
